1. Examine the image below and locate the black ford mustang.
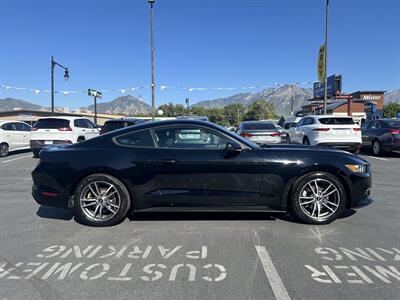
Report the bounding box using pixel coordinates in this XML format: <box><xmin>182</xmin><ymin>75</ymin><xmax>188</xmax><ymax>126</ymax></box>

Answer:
<box><xmin>32</xmin><ymin>120</ymin><xmax>372</xmax><ymax>226</ymax></box>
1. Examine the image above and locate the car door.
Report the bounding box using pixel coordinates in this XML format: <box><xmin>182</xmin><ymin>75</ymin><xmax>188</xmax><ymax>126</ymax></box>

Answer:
<box><xmin>1</xmin><ymin>123</ymin><xmax>19</xmax><ymax>150</ymax></box>
<box><xmin>361</xmin><ymin>121</ymin><xmax>371</xmax><ymax>145</ymax></box>
<box><xmin>147</xmin><ymin>125</ymin><xmax>264</xmax><ymax>208</ymax></box>
<box><xmin>14</xmin><ymin>122</ymin><xmax>31</xmax><ymax>149</ymax></box>
<box><xmin>84</xmin><ymin>119</ymin><xmax>100</xmax><ymax>139</ymax></box>
<box><xmin>293</xmin><ymin>119</ymin><xmax>304</xmax><ymax>143</ymax></box>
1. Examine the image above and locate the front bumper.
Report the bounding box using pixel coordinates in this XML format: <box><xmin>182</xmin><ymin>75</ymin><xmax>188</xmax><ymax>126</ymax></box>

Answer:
<box><xmin>347</xmin><ymin>169</ymin><xmax>372</xmax><ymax>208</ymax></box>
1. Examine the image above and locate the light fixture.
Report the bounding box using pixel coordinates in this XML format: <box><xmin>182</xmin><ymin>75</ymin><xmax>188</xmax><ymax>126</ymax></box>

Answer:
<box><xmin>64</xmin><ymin>69</ymin><xmax>69</xmax><ymax>81</ymax></box>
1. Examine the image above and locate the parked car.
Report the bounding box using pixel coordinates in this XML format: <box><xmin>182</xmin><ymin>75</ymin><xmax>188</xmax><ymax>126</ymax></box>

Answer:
<box><xmin>361</xmin><ymin>119</ymin><xmax>400</xmax><ymax>155</ymax></box>
<box><xmin>236</xmin><ymin>121</ymin><xmax>282</xmax><ymax>144</ymax></box>
<box><xmin>100</xmin><ymin>118</ymin><xmax>146</xmax><ymax>134</ymax></box>
<box><xmin>286</xmin><ymin>115</ymin><xmax>362</xmax><ymax>153</ymax></box>
<box><xmin>32</xmin><ymin>119</ymin><xmax>372</xmax><ymax>227</ymax></box>
<box><xmin>0</xmin><ymin>120</ymin><xmax>32</xmax><ymax>157</ymax></box>
<box><xmin>30</xmin><ymin>117</ymin><xmax>99</xmax><ymax>157</ymax></box>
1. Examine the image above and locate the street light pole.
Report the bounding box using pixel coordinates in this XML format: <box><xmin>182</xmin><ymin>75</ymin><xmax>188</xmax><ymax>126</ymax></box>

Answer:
<box><xmin>149</xmin><ymin>0</ymin><xmax>156</xmax><ymax>121</ymax></box>
<box><xmin>323</xmin><ymin>0</ymin><xmax>329</xmax><ymax>115</ymax></box>
<box><xmin>51</xmin><ymin>56</ymin><xmax>70</xmax><ymax>114</ymax></box>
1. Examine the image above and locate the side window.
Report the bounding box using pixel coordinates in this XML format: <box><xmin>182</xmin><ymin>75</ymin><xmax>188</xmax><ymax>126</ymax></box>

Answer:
<box><xmin>74</xmin><ymin>119</ymin><xmax>82</xmax><ymax>128</ymax></box>
<box><xmin>1</xmin><ymin>123</ymin><xmax>12</xmax><ymax>131</ymax></box>
<box><xmin>115</xmin><ymin>130</ymin><xmax>155</xmax><ymax>147</ymax></box>
<box><xmin>85</xmin><ymin>120</ymin><xmax>96</xmax><ymax>129</ymax></box>
<box><xmin>303</xmin><ymin>118</ymin><xmax>314</xmax><ymax>126</ymax></box>
<box><xmin>369</xmin><ymin>121</ymin><xmax>378</xmax><ymax>129</ymax></box>
<box><xmin>23</xmin><ymin>123</ymin><xmax>32</xmax><ymax>131</ymax></box>
<box><xmin>297</xmin><ymin>119</ymin><xmax>304</xmax><ymax>127</ymax></box>
<box><xmin>153</xmin><ymin>126</ymin><xmax>232</xmax><ymax>149</ymax></box>
<box><xmin>13</xmin><ymin>123</ymin><xmax>25</xmax><ymax>131</ymax></box>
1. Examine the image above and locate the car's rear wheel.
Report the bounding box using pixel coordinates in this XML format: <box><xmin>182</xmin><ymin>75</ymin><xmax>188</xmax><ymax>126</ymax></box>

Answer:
<box><xmin>74</xmin><ymin>174</ymin><xmax>131</xmax><ymax>227</ymax></box>
<box><xmin>291</xmin><ymin>172</ymin><xmax>346</xmax><ymax>224</ymax></box>
<box><xmin>372</xmin><ymin>139</ymin><xmax>383</xmax><ymax>156</ymax></box>
<box><xmin>303</xmin><ymin>137</ymin><xmax>310</xmax><ymax>145</ymax></box>
<box><xmin>286</xmin><ymin>135</ymin><xmax>291</xmax><ymax>144</ymax></box>
<box><xmin>0</xmin><ymin>143</ymin><xmax>9</xmax><ymax>157</ymax></box>
<box><xmin>32</xmin><ymin>149</ymin><xmax>40</xmax><ymax>158</ymax></box>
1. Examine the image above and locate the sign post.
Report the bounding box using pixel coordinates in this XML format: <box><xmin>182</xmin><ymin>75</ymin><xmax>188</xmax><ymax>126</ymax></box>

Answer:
<box><xmin>88</xmin><ymin>89</ymin><xmax>102</xmax><ymax>126</ymax></box>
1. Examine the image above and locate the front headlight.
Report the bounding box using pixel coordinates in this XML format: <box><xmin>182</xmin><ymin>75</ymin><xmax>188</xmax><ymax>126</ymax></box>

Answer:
<box><xmin>345</xmin><ymin>164</ymin><xmax>367</xmax><ymax>174</ymax></box>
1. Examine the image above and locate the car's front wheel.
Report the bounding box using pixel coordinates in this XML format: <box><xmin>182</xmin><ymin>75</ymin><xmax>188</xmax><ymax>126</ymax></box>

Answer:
<box><xmin>74</xmin><ymin>174</ymin><xmax>131</xmax><ymax>226</ymax></box>
<box><xmin>290</xmin><ymin>172</ymin><xmax>346</xmax><ymax>224</ymax></box>
<box><xmin>0</xmin><ymin>143</ymin><xmax>9</xmax><ymax>157</ymax></box>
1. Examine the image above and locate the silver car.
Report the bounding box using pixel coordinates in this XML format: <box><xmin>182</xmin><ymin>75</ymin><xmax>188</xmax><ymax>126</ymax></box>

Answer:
<box><xmin>236</xmin><ymin>121</ymin><xmax>282</xmax><ymax>144</ymax></box>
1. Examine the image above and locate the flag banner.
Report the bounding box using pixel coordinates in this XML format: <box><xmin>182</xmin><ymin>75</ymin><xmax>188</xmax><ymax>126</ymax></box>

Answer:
<box><xmin>318</xmin><ymin>45</ymin><xmax>325</xmax><ymax>82</ymax></box>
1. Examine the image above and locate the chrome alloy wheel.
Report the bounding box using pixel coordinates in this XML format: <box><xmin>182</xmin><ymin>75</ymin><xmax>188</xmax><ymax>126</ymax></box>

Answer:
<box><xmin>298</xmin><ymin>178</ymin><xmax>340</xmax><ymax>222</ymax></box>
<box><xmin>79</xmin><ymin>181</ymin><xmax>121</xmax><ymax>222</ymax></box>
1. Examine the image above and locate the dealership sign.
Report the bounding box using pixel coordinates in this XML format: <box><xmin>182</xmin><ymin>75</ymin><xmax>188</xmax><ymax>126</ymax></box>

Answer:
<box><xmin>313</xmin><ymin>74</ymin><xmax>342</xmax><ymax>98</ymax></box>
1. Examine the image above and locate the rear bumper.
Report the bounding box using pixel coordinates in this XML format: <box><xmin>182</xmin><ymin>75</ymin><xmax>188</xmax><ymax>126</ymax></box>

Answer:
<box><xmin>30</xmin><ymin>140</ymin><xmax>73</xmax><ymax>152</ymax></box>
<box><xmin>31</xmin><ymin>165</ymin><xmax>71</xmax><ymax>208</ymax></box>
<box><xmin>317</xmin><ymin>142</ymin><xmax>361</xmax><ymax>151</ymax></box>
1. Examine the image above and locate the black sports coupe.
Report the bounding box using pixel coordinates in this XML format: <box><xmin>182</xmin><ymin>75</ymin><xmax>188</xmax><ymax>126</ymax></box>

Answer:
<box><xmin>32</xmin><ymin>120</ymin><xmax>372</xmax><ymax>226</ymax></box>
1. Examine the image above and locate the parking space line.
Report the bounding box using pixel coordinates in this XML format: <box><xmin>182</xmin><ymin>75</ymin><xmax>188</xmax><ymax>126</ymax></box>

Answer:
<box><xmin>1</xmin><ymin>155</ymin><xmax>32</xmax><ymax>164</ymax></box>
<box><xmin>363</xmin><ymin>155</ymin><xmax>388</xmax><ymax>161</ymax></box>
<box><xmin>255</xmin><ymin>246</ymin><xmax>291</xmax><ymax>300</ymax></box>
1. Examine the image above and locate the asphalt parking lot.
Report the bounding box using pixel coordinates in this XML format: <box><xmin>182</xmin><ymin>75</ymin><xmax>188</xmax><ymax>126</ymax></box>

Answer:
<box><xmin>0</xmin><ymin>150</ymin><xmax>400</xmax><ymax>300</ymax></box>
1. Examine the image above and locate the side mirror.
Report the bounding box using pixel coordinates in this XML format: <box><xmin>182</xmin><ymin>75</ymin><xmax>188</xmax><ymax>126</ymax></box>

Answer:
<box><xmin>225</xmin><ymin>141</ymin><xmax>242</xmax><ymax>152</ymax></box>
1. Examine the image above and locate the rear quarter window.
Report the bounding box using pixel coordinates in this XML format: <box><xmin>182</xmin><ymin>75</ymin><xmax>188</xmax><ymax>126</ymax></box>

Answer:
<box><xmin>114</xmin><ymin>130</ymin><xmax>155</xmax><ymax>147</ymax></box>
<box><xmin>318</xmin><ymin>118</ymin><xmax>355</xmax><ymax>125</ymax></box>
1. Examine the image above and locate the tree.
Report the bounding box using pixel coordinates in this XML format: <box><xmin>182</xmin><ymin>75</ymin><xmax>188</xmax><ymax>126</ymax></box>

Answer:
<box><xmin>384</xmin><ymin>103</ymin><xmax>400</xmax><ymax>118</ymax></box>
<box><xmin>157</xmin><ymin>103</ymin><xmax>186</xmax><ymax>117</ymax></box>
<box><xmin>244</xmin><ymin>100</ymin><xmax>278</xmax><ymax>121</ymax></box>
<box><xmin>223</xmin><ymin>103</ymin><xmax>246</xmax><ymax>126</ymax></box>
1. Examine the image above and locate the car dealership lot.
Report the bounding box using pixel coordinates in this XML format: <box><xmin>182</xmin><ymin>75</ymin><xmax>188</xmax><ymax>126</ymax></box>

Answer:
<box><xmin>0</xmin><ymin>151</ymin><xmax>400</xmax><ymax>299</ymax></box>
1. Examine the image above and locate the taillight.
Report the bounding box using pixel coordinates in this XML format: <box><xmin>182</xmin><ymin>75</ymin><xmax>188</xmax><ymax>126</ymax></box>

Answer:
<box><xmin>353</xmin><ymin>128</ymin><xmax>361</xmax><ymax>132</ymax></box>
<box><xmin>31</xmin><ymin>128</ymin><xmax>38</xmax><ymax>131</ymax></box>
<box><xmin>313</xmin><ymin>128</ymin><xmax>331</xmax><ymax>132</ymax></box>
<box><xmin>58</xmin><ymin>127</ymin><xmax>72</xmax><ymax>131</ymax></box>
<box><xmin>240</xmin><ymin>133</ymin><xmax>253</xmax><ymax>138</ymax></box>
<box><xmin>271</xmin><ymin>132</ymin><xmax>281</xmax><ymax>137</ymax></box>
<box><xmin>390</xmin><ymin>129</ymin><xmax>400</xmax><ymax>135</ymax></box>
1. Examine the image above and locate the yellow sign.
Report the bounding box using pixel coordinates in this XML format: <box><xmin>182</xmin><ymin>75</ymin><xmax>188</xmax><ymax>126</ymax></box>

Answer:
<box><xmin>318</xmin><ymin>45</ymin><xmax>325</xmax><ymax>82</ymax></box>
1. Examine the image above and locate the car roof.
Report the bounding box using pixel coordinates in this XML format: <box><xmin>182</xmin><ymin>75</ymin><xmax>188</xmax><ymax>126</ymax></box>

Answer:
<box><xmin>105</xmin><ymin>118</ymin><xmax>144</xmax><ymax>123</ymax></box>
<box><xmin>241</xmin><ymin>120</ymin><xmax>274</xmax><ymax>124</ymax></box>
<box><xmin>307</xmin><ymin>115</ymin><xmax>353</xmax><ymax>119</ymax></box>
<box><xmin>36</xmin><ymin>116</ymin><xmax>88</xmax><ymax>121</ymax></box>
<box><xmin>0</xmin><ymin>120</ymin><xmax>26</xmax><ymax>124</ymax></box>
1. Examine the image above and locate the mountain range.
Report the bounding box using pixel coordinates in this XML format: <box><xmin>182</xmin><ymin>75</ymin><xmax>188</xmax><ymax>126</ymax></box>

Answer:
<box><xmin>192</xmin><ymin>85</ymin><xmax>313</xmax><ymax>115</ymax></box>
<box><xmin>1</xmin><ymin>86</ymin><xmax>399</xmax><ymax>116</ymax></box>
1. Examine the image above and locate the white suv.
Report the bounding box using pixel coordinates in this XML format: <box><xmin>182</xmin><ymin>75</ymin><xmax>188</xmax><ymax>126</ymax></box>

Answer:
<box><xmin>286</xmin><ymin>115</ymin><xmax>362</xmax><ymax>153</ymax></box>
<box><xmin>0</xmin><ymin>121</ymin><xmax>32</xmax><ymax>157</ymax></box>
<box><xmin>30</xmin><ymin>117</ymin><xmax>99</xmax><ymax>157</ymax></box>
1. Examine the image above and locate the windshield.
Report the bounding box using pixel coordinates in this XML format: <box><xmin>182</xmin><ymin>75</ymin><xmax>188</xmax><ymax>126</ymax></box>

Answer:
<box><xmin>383</xmin><ymin>120</ymin><xmax>400</xmax><ymax>128</ymax></box>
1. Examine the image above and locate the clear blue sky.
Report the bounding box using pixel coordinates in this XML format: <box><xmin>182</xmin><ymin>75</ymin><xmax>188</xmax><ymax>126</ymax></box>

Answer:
<box><xmin>0</xmin><ymin>0</ymin><xmax>399</xmax><ymax>109</ymax></box>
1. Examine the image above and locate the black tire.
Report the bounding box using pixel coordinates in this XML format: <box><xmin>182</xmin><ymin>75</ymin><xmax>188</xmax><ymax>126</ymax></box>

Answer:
<box><xmin>0</xmin><ymin>143</ymin><xmax>9</xmax><ymax>157</ymax></box>
<box><xmin>74</xmin><ymin>174</ymin><xmax>131</xmax><ymax>227</ymax></box>
<box><xmin>32</xmin><ymin>149</ymin><xmax>40</xmax><ymax>158</ymax></box>
<box><xmin>286</xmin><ymin>135</ymin><xmax>291</xmax><ymax>144</ymax></box>
<box><xmin>303</xmin><ymin>137</ymin><xmax>310</xmax><ymax>145</ymax></box>
<box><xmin>372</xmin><ymin>139</ymin><xmax>384</xmax><ymax>156</ymax></box>
<box><xmin>290</xmin><ymin>172</ymin><xmax>346</xmax><ymax>225</ymax></box>
<box><xmin>351</xmin><ymin>148</ymin><xmax>360</xmax><ymax>155</ymax></box>
<box><xmin>77</xmin><ymin>137</ymin><xmax>85</xmax><ymax>143</ymax></box>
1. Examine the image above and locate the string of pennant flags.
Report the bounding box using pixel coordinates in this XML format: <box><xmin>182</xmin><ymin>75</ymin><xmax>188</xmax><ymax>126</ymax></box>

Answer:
<box><xmin>0</xmin><ymin>81</ymin><xmax>313</xmax><ymax>96</ymax></box>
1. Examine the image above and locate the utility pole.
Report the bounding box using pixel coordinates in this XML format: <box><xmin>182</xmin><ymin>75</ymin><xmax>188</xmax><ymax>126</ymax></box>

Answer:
<box><xmin>185</xmin><ymin>98</ymin><xmax>190</xmax><ymax>115</ymax></box>
<box><xmin>149</xmin><ymin>0</ymin><xmax>156</xmax><ymax>121</ymax></box>
<box><xmin>88</xmin><ymin>89</ymin><xmax>102</xmax><ymax>126</ymax></box>
<box><xmin>291</xmin><ymin>96</ymin><xmax>294</xmax><ymax>116</ymax></box>
<box><xmin>323</xmin><ymin>0</ymin><xmax>329</xmax><ymax>115</ymax></box>
<box><xmin>237</xmin><ymin>108</ymin><xmax>240</xmax><ymax>126</ymax></box>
